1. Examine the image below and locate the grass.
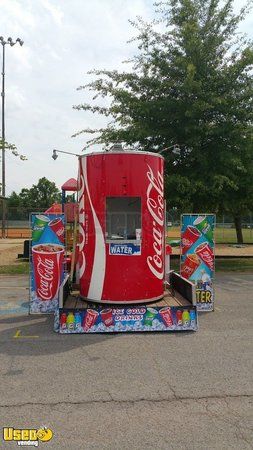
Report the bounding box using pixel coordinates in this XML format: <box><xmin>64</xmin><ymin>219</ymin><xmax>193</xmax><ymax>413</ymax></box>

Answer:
<box><xmin>0</xmin><ymin>262</ymin><xmax>29</xmax><ymax>275</ymax></box>
<box><xmin>212</xmin><ymin>258</ymin><xmax>253</xmax><ymax>272</ymax></box>
<box><xmin>0</xmin><ymin>255</ymin><xmax>252</xmax><ymax>275</ymax></box>
<box><xmin>215</xmin><ymin>228</ymin><xmax>253</xmax><ymax>244</ymax></box>
<box><xmin>2</xmin><ymin>226</ymin><xmax>253</xmax><ymax>244</ymax></box>
<box><xmin>167</xmin><ymin>227</ymin><xmax>253</xmax><ymax>244</ymax></box>
<box><xmin>170</xmin><ymin>257</ymin><xmax>253</xmax><ymax>272</ymax></box>
<box><xmin>0</xmin><ymin>259</ymin><xmax>252</xmax><ymax>275</ymax></box>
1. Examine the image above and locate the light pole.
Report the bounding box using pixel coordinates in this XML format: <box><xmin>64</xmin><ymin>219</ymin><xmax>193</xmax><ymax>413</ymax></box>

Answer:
<box><xmin>0</xmin><ymin>36</ymin><xmax>23</xmax><ymax>238</ymax></box>
<box><xmin>159</xmin><ymin>144</ymin><xmax>180</xmax><ymax>155</ymax></box>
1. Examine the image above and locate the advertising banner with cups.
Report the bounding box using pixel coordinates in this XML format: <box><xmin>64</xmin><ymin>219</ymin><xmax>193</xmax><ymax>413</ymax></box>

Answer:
<box><xmin>180</xmin><ymin>214</ymin><xmax>215</xmax><ymax>312</ymax></box>
<box><xmin>55</xmin><ymin>304</ymin><xmax>198</xmax><ymax>333</ymax></box>
<box><xmin>30</xmin><ymin>213</ymin><xmax>65</xmax><ymax>314</ymax></box>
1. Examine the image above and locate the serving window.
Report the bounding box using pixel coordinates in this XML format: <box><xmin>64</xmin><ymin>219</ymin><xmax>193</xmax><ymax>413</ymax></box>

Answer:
<box><xmin>106</xmin><ymin>197</ymin><xmax>141</xmax><ymax>241</ymax></box>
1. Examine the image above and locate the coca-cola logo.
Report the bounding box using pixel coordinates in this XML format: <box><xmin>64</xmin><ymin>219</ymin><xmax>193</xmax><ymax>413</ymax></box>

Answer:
<box><xmin>146</xmin><ymin>164</ymin><xmax>164</xmax><ymax>280</ymax></box>
<box><xmin>202</xmin><ymin>251</ymin><xmax>212</xmax><ymax>260</ymax></box>
<box><xmin>196</xmin><ymin>244</ymin><xmax>214</xmax><ymax>270</ymax></box>
<box><xmin>182</xmin><ymin>238</ymin><xmax>192</xmax><ymax>247</ymax></box>
<box><xmin>182</xmin><ymin>265</ymin><xmax>193</xmax><ymax>276</ymax></box>
<box><xmin>37</xmin><ymin>256</ymin><xmax>55</xmax><ymax>300</ymax></box>
<box><xmin>200</xmin><ymin>251</ymin><xmax>213</xmax><ymax>268</ymax></box>
<box><xmin>56</xmin><ymin>227</ymin><xmax>64</xmax><ymax>237</ymax></box>
<box><xmin>86</xmin><ymin>316</ymin><xmax>93</xmax><ymax>326</ymax></box>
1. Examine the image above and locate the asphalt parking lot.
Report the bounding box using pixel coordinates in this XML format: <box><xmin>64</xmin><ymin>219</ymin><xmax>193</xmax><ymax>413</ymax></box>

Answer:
<box><xmin>0</xmin><ymin>273</ymin><xmax>252</xmax><ymax>449</ymax></box>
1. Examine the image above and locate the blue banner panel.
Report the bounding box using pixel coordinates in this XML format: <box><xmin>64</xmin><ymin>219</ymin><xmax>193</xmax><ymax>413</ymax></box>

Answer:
<box><xmin>55</xmin><ymin>304</ymin><xmax>198</xmax><ymax>333</ymax></box>
<box><xmin>30</xmin><ymin>213</ymin><xmax>65</xmax><ymax>314</ymax></box>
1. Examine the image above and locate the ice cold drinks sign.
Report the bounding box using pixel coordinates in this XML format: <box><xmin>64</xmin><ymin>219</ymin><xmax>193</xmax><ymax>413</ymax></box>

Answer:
<box><xmin>57</xmin><ymin>305</ymin><xmax>198</xmax><ymax>333</ymax></box>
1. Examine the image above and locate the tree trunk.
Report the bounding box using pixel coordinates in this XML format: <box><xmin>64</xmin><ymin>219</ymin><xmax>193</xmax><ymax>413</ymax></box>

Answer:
<box><xmin>234</xmin><ymin>216</ymin><xmax>244</xmax><ymax>245</ymax></box>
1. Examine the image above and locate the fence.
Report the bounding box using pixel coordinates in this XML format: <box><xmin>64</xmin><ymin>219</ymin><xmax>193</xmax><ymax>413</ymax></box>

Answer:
<box><xmin>0</xmin><ymin>206</ymin><xmax>41</xmax><ymax>238</ymax></box>
<box><xmin>0</xmin><ymin>206</ymin><xmax>253</xmax><ymax>243</ymax></box>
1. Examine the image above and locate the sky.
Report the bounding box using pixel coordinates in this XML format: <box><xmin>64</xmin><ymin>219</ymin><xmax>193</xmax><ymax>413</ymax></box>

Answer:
<box><xmin>0</xmin><ymin>0</ymin><xmax>252</xmax><ymax>195</ymax></box>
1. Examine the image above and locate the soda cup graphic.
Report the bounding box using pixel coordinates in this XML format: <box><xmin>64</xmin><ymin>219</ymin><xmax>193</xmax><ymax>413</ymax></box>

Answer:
<box><xmin>193</xmin><ymin>216</ymin><xmax>213</xmax><ymax>243</ymax></box>
<box><xmin>32</xmin><ymin>215</ymin><xmax>50</xmax><ymax>242</ymax></box>
<box><xmin>159</xmin><ymin>307</ymin><xmax>173</xmax><ymax>327</ymax></box>
<box><xmin>181</xmin><ymin>254</ymin><xmax>200</xmax><ymax>279</ymax></box>
<box><xmin>144</xmin><ymin>308</ymin><xmax>158</xmax><ymax>326</ymax></box>
<box><xmin>49</xmin><ymin>217</ymin><xmax>65</xmax><ymax>243</ymax></box>
<box><xmin>82</xmin><ymin>309</ymin><xmax>99</xmax><ymax>331</ymax></box>
<box><xmin>32</xmin><ymin>243</ymin><xmax>64</xmax><ymax>301</ymax></box>
<box><xmin>195</xmin><ymin>242</ymin><xmax>214</xmax><ymax>270</ymax></box>
<box><xmin>181</xmin><ymin>226</ymin><xmax>201</xmax><ymax>254</ymax></box>
<box><xmin>101</xmin><ymin>309</ymin><xmax>114</xmax><ymax>327</ymax></box>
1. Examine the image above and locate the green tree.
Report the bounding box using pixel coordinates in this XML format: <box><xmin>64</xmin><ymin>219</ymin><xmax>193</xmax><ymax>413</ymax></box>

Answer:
<box><xmin>73</xmin><ymin>0</ymin><xmax>253</xmax><ymax>243</ymax></box>
<box><xmin>215</xmin><ymin>136</ymin><xmax>253</xmax><ymax>243</ymax></box>
<box><xmin>7</xmin><ymin>178</ymin><xmax>61</xmax><ymax>210</ymax></box>
<box><xmin>29</xmin><ymin>177</ymin><xmax>61</xmax><ymax>209</ymax></box>
<box><xmin>7</xmin><ymin>191</ymin><xmax>21</xmax><ymax>207</ymax></box>
<box><xmin>7</xmin><ymin>191</ymin><xmax>24</xmax><ymax>220</ymax></box>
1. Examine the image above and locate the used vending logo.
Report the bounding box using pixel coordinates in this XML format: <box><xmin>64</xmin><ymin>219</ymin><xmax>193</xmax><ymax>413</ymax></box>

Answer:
<box><xmin>3</xmin><ymin>427</ymin><xmax>53</xmax><ymax>447</ymax></box>
<box><xmin>146</xmin><ymin>164</ymin><xmax>164</xmax><ymax>280</ymax></box>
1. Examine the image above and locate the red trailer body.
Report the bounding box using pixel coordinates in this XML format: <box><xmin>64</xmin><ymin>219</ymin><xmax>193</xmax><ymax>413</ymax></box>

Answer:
<box><xmin>78</xmin><ymin>151</ymin><xmax>165</xmax><ymax>303</ymax></box>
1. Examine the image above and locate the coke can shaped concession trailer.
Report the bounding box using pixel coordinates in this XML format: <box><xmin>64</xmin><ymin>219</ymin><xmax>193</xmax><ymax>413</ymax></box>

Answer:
<box><xmin>78</xmin><ymin>150</ymin><xmax>165</xmax><ymax>303</ymax></box>
<box><xmin>53</xmin><ymin>148</ymin><xmax>198</xmax><ymax>333</ymax></box>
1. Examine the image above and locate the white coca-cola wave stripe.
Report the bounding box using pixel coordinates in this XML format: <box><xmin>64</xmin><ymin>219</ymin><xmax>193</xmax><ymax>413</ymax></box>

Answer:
<box><xmin>79</xmin><ymin>243</ymin><xmax>86</xmax><ymax>279</ymax></box>
<box><xmin>55</xmin><ymin>251</ymin><xmax>61</xmax><ymax>298</ymax></box>
<box><xmin>79</xmin><ymin>223</ymin><xmax>85</xmax><ymax>253</ymax></box>
<box><xmin>79</xmin><ymin>174</ymin><xmax>85</xmax><ymax>213</ymax></box>
<box><xmin>78</xmin><ymin>173</ymin><xmax>86</xmax><ymax>278</ymax></box>
<box><xmin>82</xmin><ymin>157</ymin><xmax>106</xmax><ymax>300</ymax></box>
<box><xmin>79</xmin><ymin>174</ymin><xmax>85</xmax><ymax>253</ymax></box>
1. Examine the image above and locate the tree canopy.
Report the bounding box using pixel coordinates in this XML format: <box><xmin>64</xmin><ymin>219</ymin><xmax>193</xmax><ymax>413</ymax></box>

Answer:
<box><xmin>8</xmin><ymin>177</ymin><xmax>61</xmax><ymax>210</ymax></box>
<box><xmin>0</xmin><ymin>139</ymin><xmax>27</xmax><ymax>161</ymax></box>
<box><xmin>74</xmin><ymin>0</ymin><xmax>253</xmax><ymax>242</ymax></box>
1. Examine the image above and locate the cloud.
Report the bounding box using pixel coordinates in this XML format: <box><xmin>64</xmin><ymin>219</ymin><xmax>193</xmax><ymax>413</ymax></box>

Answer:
<box><xmin>0</xmin><ymin>0</ymin><xmax>36</xmax><ymax>31</ymax></box>
<box><xmin>0</xmin><ymin>0</ymin><xmax>154</xmax><ymax>194</ymax></box>
<box><xmin>0</xmin><ymin>0</ymin><xmax>252</xmax><ymax>195</ymax></box>
<box><xmin>41</xmin><ymin>0</ymin><xmax>64</xmax><ymax>26</ymax></box>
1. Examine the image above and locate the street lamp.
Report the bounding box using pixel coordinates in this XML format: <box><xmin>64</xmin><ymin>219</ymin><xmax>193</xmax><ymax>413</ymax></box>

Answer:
<box><xmin>0</xmin><ymin>36</ymin><xmax>23</xmax><ymax>238</ymax></box>
<box><xmin>52</xmin><ymin>149</ymin><xmax>81</xmax><ymax>160</ymax></box>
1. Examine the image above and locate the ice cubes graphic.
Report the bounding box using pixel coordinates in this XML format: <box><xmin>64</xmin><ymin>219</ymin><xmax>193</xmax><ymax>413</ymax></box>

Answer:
<box><xmin>54</xmin><ymin>311</ymin><xmax>60</xmax><ymax>332</ymax></box>
<box><xmin>30</xmin><ymin>291</ymin><xmax>58</xmax><ymax>314</ymax></box>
